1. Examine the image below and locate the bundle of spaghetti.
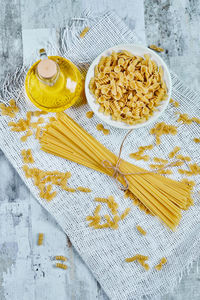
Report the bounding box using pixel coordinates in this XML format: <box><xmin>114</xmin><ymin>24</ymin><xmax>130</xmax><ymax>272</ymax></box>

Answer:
<box><xmin>40</xmin><ymin>112</ymin><xmax>193</xmax><ymax>230</ymax></box>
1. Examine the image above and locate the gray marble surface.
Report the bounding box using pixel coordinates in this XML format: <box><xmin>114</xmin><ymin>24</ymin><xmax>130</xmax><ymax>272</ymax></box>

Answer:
<box><xmin>0</xmin><ymin>0</ymin><xmax>200</xmax><ymax>299</ymax></box>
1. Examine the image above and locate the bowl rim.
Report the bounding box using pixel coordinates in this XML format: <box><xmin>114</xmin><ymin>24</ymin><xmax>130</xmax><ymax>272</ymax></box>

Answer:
<box><xmin>85</xmin><ymin>43</ymin><xmax>172</xmax><ymax>130</ymax></box>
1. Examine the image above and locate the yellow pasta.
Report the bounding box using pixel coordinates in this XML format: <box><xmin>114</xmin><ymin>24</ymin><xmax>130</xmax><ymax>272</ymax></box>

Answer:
<box><xmin>150</xmin><ymin>122</ymin><xmax>178</xmax><ymax>145</ymax></box>
<box><xmin>177</xmin><ymin>113</ymin><xmax>200</xmax><ymax>125</ymax></box>
<box><xmin>176</xmin><ymin>154</ymin><xmax>191</xmax><ymax>161</ymax></box>
<box><xmin>38</xmin><ymin>233</ymin><xmax>44</xmax><ymax>245</ymax></box>
<box><xmin>120</xmin><ymin>207</ymin><xmax>131</xmax><ymax>220</ymax></box>
<box><xmin>76</xmin><ymin>186</ymin><xmax>91</xmax><ymax>193</ymax></box>
<box><xmin>56</xmin><ymin>263</ymin><xmax>68</xmax><ymax>270</ymax></box>
<box><xmin>86</xmin><ymin>111</ymin><xmax>94</xmax><ymax>119</ymax></box>
<box><xmin>0</xmin><ymin>99</ymin><xmax>19</xmax><ymax>118</ymax></box>
<box><xmin>178</xmin><ymin>163</ymin><xmax>200</xmax><ymax>176</ymax></box>
<box><xmin>40</xmin><ymin>113</ymin><xmax>193</xmax><ymax>230</ymax></box>
<box><xmin>138</xmin><ymin>259</ymin><xmax>150</xmax><ymax>271</ymax></box>
<box><xmin>21</xmin><ymin>129</ymin><xmax>33</xmax><ymax>142</ymax></box>
<box><xmin>155</xmin><ymin>257</ymin><xmax>167</xmax><ymax>271</ymax></box>
<box><xmin>55</xmin><ymin>256</ymin><xmax>67</xmax><ymax>261</ymax></box>
<box><xmin>170</xmin><ymin>98</ymin><xmax>179</xmax><ymax>107</ymax></box>
<box><xmin>79</xmin><ymin>26</ymin><xmax>90</xmax><ymax>38</ymax></box>
<box><xmin>193</xmin><ymin>138</ymin><xmax>200</xmax><ymax>143</ymax></box>
<box><xmin>149</xmin><ymin>44</ymin><xmax>164</xmax><ymax>52</ymax></box>
<box><xmin>136</xmin><ymin>225</ymin><xmax>146</xmax><ymax>236</ymax></box>
<box><xmin>21</xmin><ymin>149</ymin><xmax>34</xmax><ymax>164</ymax></box>
<box><xmin>89</xmin><ymin>51</ymin><xmax>168</xmax><ymax>125</ymax></box>
<box><xmin>153</xmin><ymin>157</ymin><xmax>168</xmax><ymax>164</ymax></box>
<box><xmin>125</xmin><ymin>254</ymin><xmax>148</xmax><ymax>263</ymax></box>
<box><xmin>168</xmin><ymin>146</ymin><xmax>181</xmax><ymax>158</ymax></box>
<box><xmin>22</xmin><ymin>165</ymin><xmax>79</xmax><ymax>201</ymax></box>
<box><xmin>33</xmin><ymin>111</ymin><xmax>48</xmax><ymax>117</ymax></box>
<box><xmin>103</xmin><ymin>128</ymin><xmax>110</xmax><ymax>135</ymax></box>
<box><xmin>96</xmin><ymin>123</ymin><xmax>104</xmax><ymax>131</ymax></box>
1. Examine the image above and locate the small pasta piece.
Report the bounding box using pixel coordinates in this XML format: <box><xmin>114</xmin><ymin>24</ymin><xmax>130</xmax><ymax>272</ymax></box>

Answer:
<box><xmin>155</xmin><ymin>263</ymin><xmax>162</xmax><ymax>271</ymax></box>
<box><xmin>149</xmin><ymin>164</ymin><xmax>165</xmax><ymax>169</ymax></box>
<box><xmin>168</xmin><ymin>146</ymin><xmax>181</xmax><ymax>158</ymax></box>
<box><xmin>94</xmin><ymin>204</ymin><xmax>101</xmax><ymax>216</ymax></box>
<box><xmin>56</xmin><ymin>263</ymin><xmax>68</xmax><ymax>270</ymax></box>
<box><xmin>35</xmin><ymin>127</ymin><xmax>42</xmax><ymax>139</ymax></box>
<box><xmin>0</xmin><ymin>99</ymin><xmax>19</xmax><ymax>118</ymax></box>
<box><xmin>86</xmin><ymin>111</ymin><xmax>94</xmax><ymax>119</ymax></box>
<box><xmin>170</xmin><ymin>98</ymin><xmax>179</xmax><ymax>107</ymax></box>
<box><xmin>77</xmin><ymin>186</ymin><xmax>92</xmax><ymax>193</ymax></box>
<box><xmin>94</xmin><ymin>197</ymin><xmax>108</xmax><ymax>203</ymax></box>
<box><xmin>138</xmin><ymin>259</ymin><xmax>150</xmax><ymax>271</ymax></box>
<box><xmin>21</xmin><ymin>129</ymin><xmax>33</xmax><ymax>142</ymax></box>
<box><xmin>37</xmin><ymin>233</ymin><xmax>44</xmax><ymax>246</ymax></box>
<box><xmin>176</xmin><ymin>154</ymin><xmax>191</xmax><ymax>161</ymax></box>
<box><xmin>149</xmin><ymin>44</ymin><xmax>164</xmax><ymax>52</ymax></box>
<box><xmin>96</xmin><ymin>123</ymin><xmax>104</xmax><ymax>131</ymax></box>
<box><xmin>79</xmin><ymin>26</ymin><xmax>90</xmax><ymax>38</ymax></box>
<box><xmin>103</xmin><ymin>128</ymin><xmax>110</xmax><ymax>135</ymax></box>
<box><xmin>55</xmin><ymin>256</ymin><xmax>67</xmax><ymax>261</ymax></box>
<box><xmin>125</xmin><ymin>254</ymin><xmax>148</xmax><ymax>263</ymax></box>
<box><xmin>193</xmin><ymin>138</ymin><xmax>200</xmax><ymax>143</ymax></box>
<box><xmin>136</xmin><ymin>225</ymin><xmax>146</xmax><ymax>236</ymax></box>
<box><xmin>120</xmin><ymin>207</ymin><xmax>131</xmax><ymax>220</ymax></box>
<box><xmin>153</xmin><ymin>157</ymin><xmax>168</xmax><ymax>164</ymax></box>
<box><xmin>155</xmin><ymin>257</ymin><xmax>167</xmax><ymax>270</ymax></box>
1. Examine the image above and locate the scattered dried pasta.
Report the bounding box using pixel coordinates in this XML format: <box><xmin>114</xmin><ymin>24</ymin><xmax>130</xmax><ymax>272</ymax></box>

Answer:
<box><xmin>120</xmin><ymin>207</ymin><xmax>131</xmax><ymax>220</ymax></box>
<box><xmin>89</xmin><ymin>51</ymin><xmax>168</xmax><ymax>125</ymax></box>
<box><xmin>33</xmin><ymin>110</ymin><xmax>48</xmax><ymax>116</ymax></box>
<box><xmin>21</xmin><ymin>129</ymin><xmax>33</xmax><ymax>142</ymax></box>
<box><xmin>0</xmin><ymin>99</ymin><xmax>19</xmax><ymax>118</ymax></box>
<box><xmin>194</xmin><ymin>138</ymin><xmax>200</xmax><ymax>143</ymax></box>
<box><xmin>103</xmin><ymin>128</ymin><xmax>110</xmax><ymax>135</ymax></box>
<box><xmin>125</xmin><ymin>254</ymin><xmax>148</xmax><ymax>262</ymax></box>
<box><xmin>87</xmin><ymin>196</ymin><xmax>128</xmax><ymax>230</ymax></box>
<box><xmin>38</xmin><ymin>233</ymin><xmax>44</xmax><ymax>245</ymax></box>
<box><xmin>76</xmin><ymin>186</ymin><xmax>91</xmax><ymax>193</ymax></box>
<box><xmin>168</xmin><ymin>146</ymin><xmax>181</xmax><ymax>158</ymax></box>
<box><xmin>176</xmin><ymin>154</ymin><xmax>191</xmax><ymax>161</ymax></box>
<box><xmin>155</xmin><ymin>257</ymin><xmax>167</xmax><ymax>271</ymax></box>
<box><xmin>170</xmin><ymin>98</ymin><xmax>179</xmax><ymax>107</ymax></box>
<box><xmin>126</xmin><ymin>254</ymin><xmax>149</xmax><ymax>271</ymax></box>
<box><xmin>79</xmin><ymin>26</ymin><xmax>90</xmax><ymax>38</ymax></box>
<box><xmin>136</xmin><ymin>225</ymin><xmax>146</xmax><ymax>236</ymax></box>
<box><xmin>177</xmin><ymin>113</ymin><xmax>200</xmax><ymax>125</ymax></box>
<box><xmin>149</xmin><ymin>163</ymin><xmax>165</xmax><ymax>169</ymax></box>
<box><xmin>129</xmin><ymin>144</ymin><xmax>153</xmax><ymax>161</ymax></box>
<box><xmin>153</xmin><ymin>157</ymin><xmax>168</xmax><ymax>164</ymax></box>
<box><xmin>35</xmin><ymin>127</ymin><xmax>42</xmax><ymax>139</ymax></box>
<box><xmin>86</xmin><ymin>111</ymin><xmax>94</xmax><ymax>119</ymax></box>
<box><xmin>150</xmin><ymin>122</ymin><xmax>177</xmax><ymax>145</ymax></box>
<box><xmin>21</xmin><ymin>149</ymin><xmax>34</xmax><ymax>164</ymax></box>
<box><xmin>22</xmin><ymin>165</ymin><xmax>79</xmax><ymax>201</ymax></box>
<box><xmin>96</xmin><ymin>123</ymin><xmax>104</xmax><ymax>131</ymax></box>
<box><xmin>56</xmin><ymin>263</ymin><xmax>68</xmax><ymax>270</ymax></box>
<box><xmin>149</xmin><ymin>44</ymin><xmax>164</xmax><ymax>52</ymax></box>
<box><xmin>178</xmin><ymin>163</ymin><xmax>200</xmax><ymax>176</ymax></box>
<box><xmin>181</xmin><ymin>179</ymin><xmax>195</xmax><ymax>190</ymax></box>
<box><xmin>55</xmin><ymin>256</ymin><xmax>67</xmax><ymax>261</ymax></box>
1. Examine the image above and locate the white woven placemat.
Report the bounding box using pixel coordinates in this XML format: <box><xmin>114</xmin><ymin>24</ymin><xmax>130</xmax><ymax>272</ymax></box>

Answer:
<box><xmin>0</xmin><ymin>11</ymin><xmax>200</xmax><ymax>300</ymax></box>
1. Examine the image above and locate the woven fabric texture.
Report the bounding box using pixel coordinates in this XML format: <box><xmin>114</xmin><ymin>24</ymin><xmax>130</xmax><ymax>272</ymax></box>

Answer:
<box><xmin>0</xmin><ymin>11</ymin><xmax>200</xmax><ymax>300</ymax></box>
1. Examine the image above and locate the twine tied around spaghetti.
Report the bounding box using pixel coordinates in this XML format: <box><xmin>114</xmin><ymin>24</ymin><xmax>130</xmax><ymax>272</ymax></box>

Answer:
<box><xmin>102</xmin><ymin>129</ymin><xmax>181</xmax><ymax>191</ymax></box>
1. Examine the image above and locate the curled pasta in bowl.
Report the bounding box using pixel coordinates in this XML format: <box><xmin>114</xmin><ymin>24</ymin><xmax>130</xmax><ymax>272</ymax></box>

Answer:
<box><xmin>85</xmin><ymin>44</ymin><xmax>172</xmax><ymax>129</ymax></box>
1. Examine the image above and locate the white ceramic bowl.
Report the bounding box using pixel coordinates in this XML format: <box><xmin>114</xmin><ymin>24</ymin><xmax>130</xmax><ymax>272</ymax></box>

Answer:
<box><xmin>85</xmin><ymin>44</ymin><xmax>172</xmax><ymax>129</ymax></box>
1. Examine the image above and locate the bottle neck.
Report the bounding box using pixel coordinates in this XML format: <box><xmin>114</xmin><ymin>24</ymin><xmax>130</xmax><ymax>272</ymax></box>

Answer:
<box><xmin>36</xmin><ymin>49</ymin><xmax>60</xmax><ymax>86</ymax></box>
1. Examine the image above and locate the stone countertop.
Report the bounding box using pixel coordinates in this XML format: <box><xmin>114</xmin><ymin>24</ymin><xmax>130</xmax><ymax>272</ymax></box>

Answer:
<box><xmin>0</xmin><ymin>1</ymin><xmax>200</xmax><ymax>299</ymax></box>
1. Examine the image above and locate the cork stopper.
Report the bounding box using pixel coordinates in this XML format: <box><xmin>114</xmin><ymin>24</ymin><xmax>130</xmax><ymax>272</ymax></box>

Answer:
<box><xmin>37</xmin><ymin>59</ymin><xmax>57</xmax><ymax>79</ymax></box>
